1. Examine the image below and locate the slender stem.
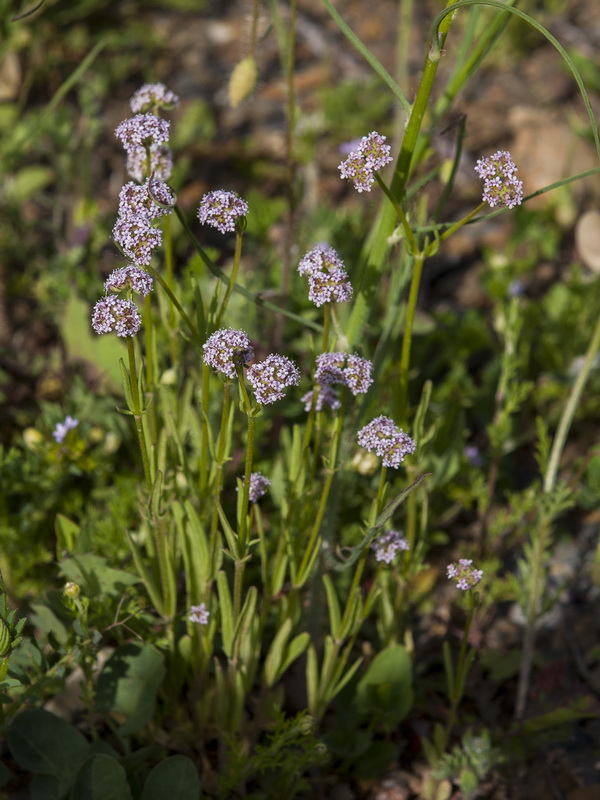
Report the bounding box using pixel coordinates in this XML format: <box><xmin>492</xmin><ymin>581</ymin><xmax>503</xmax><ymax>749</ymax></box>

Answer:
<box><xmin>145</xmin><ymin>264</ymin><xmax>200</xmax><ymax>345</ymax></box>
<box><xmin>127</xmin><ymin>338</ymin><xmax>151</xmax><ymax>492</ymax></box>
<box><xmin>249</xmin><ymin>0</ymin><xmax>260</xmax><ymax>53</ymax></box>
<box><xmin>544</xmin><ymin>313</ymin><xmax>600</xmax><ymax>493</ymax></box>
<box><xmin>216</xmin><ymin>231</ymin><xmax>243</xmax><ymax>328</ymax></box>
<box><xmin>432</xmin><ymin>201</ymin><xmax>486</xmax><ymax>248</ymax></box>
<box><xmin>514</xmin><ymin>513</ymin><xmax>549</xmax><ymax>721</ymax></box>
<box><xmin>374</xmin><ymin>173</ymin><xmax>418</xmax><ymax>253</ymax></box>
<box><xmin>209</xmin><ymin>382</ymin><xmax>232</xmax><ymax>541</ymax></box>
<box><xmin>142</xmin><ymin>293</ymin><xmax>157</xmax><ymax>444</ymax></box>
<box><xmin>296</xmin><ymin>390</ymin><xmax>347</xmax><ymax>584</ymax></box>
<box><xmin>397</xmin><ymin>251</ymin><xmax>425</xmax><ymax>425</ymax></box>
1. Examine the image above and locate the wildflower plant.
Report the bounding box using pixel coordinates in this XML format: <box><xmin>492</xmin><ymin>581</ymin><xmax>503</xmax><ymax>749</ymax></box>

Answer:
<box><xmin>5</xmin><ymin>0</ymin><xmax>600</xmax><ymax>794</ymax></box>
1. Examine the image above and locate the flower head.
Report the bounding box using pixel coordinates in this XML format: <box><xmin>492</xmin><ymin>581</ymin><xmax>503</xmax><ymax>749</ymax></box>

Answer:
<box><xmin>246</xmin><ymin>472</ymin><xmax>270</xmax><ymax>503</ymax></box>
<box><xmin>247</xmin><ymin>354</ymin><xmax>300</xmax><ymax>405</ymax></box>
<box><xmin>115</xmin><ymin>113</ymin><xmax>170</xmax><ymax>153</ymax></box>
<box><xmin>113</xmin><ymin>214</ymin><xmax>162</xmax><ymax>266</ymax></box>
<box><xmin>130</xmin><ymin>83</ymin><xmax>179</xmax><ymax>114</ymax></box>
<box><xmin>203</xmin><ymin>329</ymin><xmax>254</xmax><ymax>379</ymax></box>
<box><xmin>338</xmin><ymin>131</ymin><xmax>393</xmax><ymax>192</ymax></box>
<box><xmin>118</xmin><ymin>179</ymin><xmax>175</xmax><ymax>221</ymax></box>
<box><xmin>475</xmin><ymin>150</ymin><xmax>523</xmax><ymax>209</ymax></box>
<box><xmin>105</xmin><ymin>265</ymin><xmax>154</xmax><ymax>297</ymax></box>
<box><xmin>188</xmin><ymin>603</ymin><xmax>210</xmax><ymax>625</ymax></box>
<box><xmin>447</xmin><ymin>558</ymin><xmax>483</xmax><ymax>590</ymax></box>
<box><xmin>126</xmin><ymin>144</ymin><xmax>173</xmax><ymax>183</ymax></box>
<box><xmin>198</xmin><ymin>190</ymin><xmax>249</xmax><ymax>234</ymax></box>
<box><xmin>297</xmin><ymin>247</ymin><xmax>352</xmax><ymax>307</ymax></box>
<box><xmin>372</xmin><ymin>530</ymin><xmax>410</xmax><ymax>563</ymax></box>
<box><xmin>357</xmin><ymin>415</ymin><xmax>416</xmax><ymax>469</ymax></box>
<box><xmin>314</xmin><ymin>352</ymin><xmax>373</xmax><ymax>395</ymax></box>
<box><xmin>91</xmin><ymin>296</ymin><xmax>141</xmax><ymax>337</ymax></box>
<box><xmin>301</xmin><ymin>385</ymin><xmax>341</xmax><ymax>412</ymax></box>
<box><xmin>53</xmin><ymin>415</ymin><xmax>79</xmax><ymax>443</ymax></box>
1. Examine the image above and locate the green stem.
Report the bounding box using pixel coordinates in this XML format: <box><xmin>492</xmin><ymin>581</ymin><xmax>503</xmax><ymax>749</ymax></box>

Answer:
<box><xmin>397</xmin><ymin>251</ymin><xmax>425</xmax><ymax>425</ymax></box>
<box><xmin>127</xmin><ymin>338</ymin><xmax>151</xmax><ymax>492</ymax></box>
<box><xmin>544</xmin><ymin>313</ymin><xmax>600</xmax><ymax>493</ymax></box>
<box><xmin>296</xmin><ymin>389</ymin><xmax>347</xmax><ymax>585</ymax></box>
<box><xmin>215</xmin><ymin>231</ymin><xmax>243</xmax><ymax>328</ymax></box>
<box><xmin>209</xmin><ymin>382</ymin><xmax>232</xmax><ymax>541</ymax></box>
<box><xmin>374</xmin><ymin>173</ymin><xmax>418</xmax><ymax>253</ymax></box>
<box><xmin>145</xmin><ymin>264</ymin><xmax>200</xmax><ymax>345</ymax></box>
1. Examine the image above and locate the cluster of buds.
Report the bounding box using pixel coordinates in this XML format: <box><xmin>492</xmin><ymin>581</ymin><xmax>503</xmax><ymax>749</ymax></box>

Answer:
<box><xmin>371</xmin><ymin>530</ymin><xmax>410</xmax><ymax>563</ymax></box>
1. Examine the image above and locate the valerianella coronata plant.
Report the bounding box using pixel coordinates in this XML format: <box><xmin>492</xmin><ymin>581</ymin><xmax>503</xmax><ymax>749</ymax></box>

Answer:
<box><xmin>447</xmin><ymin>559</ymin><xmax>484</xmax><ymax>590</ymax></box>
<box><xmin>314</xmin><ymin>352</ymin><xmax>373</xmax><ymax>395</ymax></box>
<box><xmin>297</xmin><ymin>246</ymin><xmax>352</xmax><ymax>307</ymax></box>
<box><xmin>53</xmin><ymin>415</ymin><xmax>79</xmax><ymax>444</ymax></box>
<box><xmin>105</xmin><ymin>265</ymin><xmax>154</xmax><ymax>297</ymax></box>
<box><xmin>246</xmin><ymin>472</ymin><xmax>271</xmax><ymax>503</ymax></box>
<box><xmin>202</xmin><ymin>328</ymin><xmax>254</xmax><ymax>379</ymax></box>
<box><xmin>188</xmin><ymin>603</ymin><xmax>210</xmax><ymax>625</ymax></box>
<box><xmin>126</xmin><ymin>144</ymin><xmax>173</xmax><ymax>183</ymax></box>
<box><xmin>91</xmin><ymin>296</ymin><xmax>142</xmax><ymax>337</ymax></box>
<box><xmin>247</xmin><ymin>354</ymin><xmax>301</xmax><ymax>405</ymax></box>
<box><xmin>372</xmin><ymin>530</ymin><xmax>410</xmax><ymax>563</ymax></box>
<box><xmin>118</xmin><ymin>179</ymin><xmax>175</xmax><ymax>221</ymax></box>
<box><xmin>474</xmin><ymin>150</ymin><xmax>524</xmax><ymax>209</ymax></box>
<box><xmin>357</xmin><ymin>415</ymin><xmax>416</xmax><ymax>468</ymax></box>
<box><xmin>301</xmin><ymin>385</ymin><xmax>341</xmax><ymax>412</ymax></box>
<box><xmin>115</xmin><ymin>113</ymin><xmax>171</xmax><ymax>152</ymax></box>
<box><xmin>338</xmin><ymin>131</ymin><xmax>393</xmax><ymax>192</ymax></box>
<box><xmin>197</xmin><ymin>190</ymin><xmax>249</xmax><ymax>234</ymax></box>
<box><xmin>112</xmin><ymin>214</ymin><xmax>162</xmax><ymax>267</ymax></box>
<box><xmin>130</xmin><ymin>82</ymin><xmax>179</xmax><ymax>114</ymax></box>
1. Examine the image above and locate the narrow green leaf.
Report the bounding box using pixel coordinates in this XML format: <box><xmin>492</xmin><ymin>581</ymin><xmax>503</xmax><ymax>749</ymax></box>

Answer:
<box><xmin>216</xmin><ymin>572</ymin><xmax>234</xmax><ymax>657</ymax></box>
<box><xmin>322</xmin><ymin>574</ymin><xmax>341</xmax><ymax>640</ymax></box>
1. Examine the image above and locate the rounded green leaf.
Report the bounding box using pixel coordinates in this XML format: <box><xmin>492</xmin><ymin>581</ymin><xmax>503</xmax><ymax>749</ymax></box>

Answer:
<box><xmin>96</xmin><ymin>643</ymin><xmax>165</xmax><ymax>735</ymax></box>
<box><xmin>70</xmin><ymin>754</ymin><xmax>133</xmax><ymax>800</ymax></box>
<box><xmin>7</xmin><ymin>708</ymin><xmax>89</xmax><ymax>786</ymax></box>
<box><xmin>142</xmin><ymin>756</ymin><xmax>201</xmax><ymax>800</ymax></box>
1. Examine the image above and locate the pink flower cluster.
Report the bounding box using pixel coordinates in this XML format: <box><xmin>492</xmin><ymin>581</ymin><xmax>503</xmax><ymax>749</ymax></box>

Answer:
<box><xmin>357</xmin><ymin>415</ymin><xmax>416</xmax><ymax>469</ymax></box>
<box><xmin>474</xmin><ymin>150</ymin><xmax>523</xmax><ymax>209</ymax></box>
<box><xmin>338</xmin><ymin>131</ymin><xmax>393</xmax><ymax>192</ymax></box>
<box><xmin>297</xmin><ymin>246</ymin><xmax>353</xmax><ymax>308</ymax></box>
